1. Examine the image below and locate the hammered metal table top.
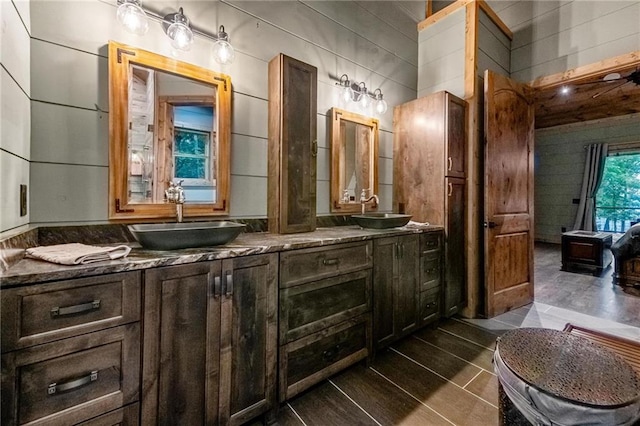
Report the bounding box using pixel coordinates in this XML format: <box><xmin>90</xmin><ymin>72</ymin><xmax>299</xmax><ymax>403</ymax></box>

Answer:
<box><xmin>497</xmin><ymin>328</ymin><xmax>640</xmax><ymax>407</ymax></box>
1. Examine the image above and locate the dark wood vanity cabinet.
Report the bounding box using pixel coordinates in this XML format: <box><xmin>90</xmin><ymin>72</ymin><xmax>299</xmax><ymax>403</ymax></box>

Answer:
<box><xmin>394</xmin><ymin>91</ymin><xmax>467</xmax><ymax>317</ymax></box>
<box><xmin>1</xmin><ymin>272</ymin><xmax>142</xmax><ymax>425</ymax></box>
<box><xmin>268</xmin><ymin>53</ymin><xmax>318</xmax><ymax>234</ymax></box>
<box><xmin>419</xmin><ymin>232</ymin><xmax>444</xmax><ymax>325</ymax></box>
<box><xmin>142</xmin><ymin>254</ymin><xmax>278</xmax><ymax>426</ymax></box>
<box><xmin>373</xmin><ymin>234</ymin><xmax>421</xmax><ymax>349</ymax></box>
<box><xmin>278</xmin><ymin>242</ymin><xmax>372</xmax><ymax>401</ymax></box>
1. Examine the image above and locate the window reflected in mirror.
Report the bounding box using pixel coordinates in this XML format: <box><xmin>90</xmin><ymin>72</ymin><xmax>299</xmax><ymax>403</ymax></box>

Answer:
<box><xmin>109</xmin><ymin>41</ymin><xmax>230</xmax><ymax>220</ymax></box>
<box><xmin>330</xmin><ymin>108</ymin><xmax>379</xmax><ymax>213</ymax></box>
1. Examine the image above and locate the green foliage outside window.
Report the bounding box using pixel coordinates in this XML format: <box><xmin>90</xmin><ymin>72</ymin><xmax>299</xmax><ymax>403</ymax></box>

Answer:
<box><xmin>596</xmin><ymin>153</ymin><xmax>640</xmax><ymax>232</ymax></box>
<box><xmin>175</xmin><ymin>128</ymin><xmax>209</xmax><ymax>180</ymax></box>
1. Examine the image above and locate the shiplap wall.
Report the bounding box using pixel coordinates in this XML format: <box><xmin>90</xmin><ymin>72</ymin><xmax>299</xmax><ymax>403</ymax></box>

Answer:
<box><xmin>21</xmin><ymin>0</ymin><xmax>423</xmax><ymax>227</ymax></box>
<box><xmin>489</xmin><ymin>0</ymin><xmax>640</xmax><ymax>82</ymax></box>
<box><xmin>536</xmin><ymin>114</ymin><xmax>640</xmax><ymax>243</ymax></box>
<box><xmin>1</xmin><ymin>0</ymin><xmax>31</xmax><ymax>235</ymax></box>
<box><xmin>417</xmin><ymin>6</ymin><xmax>465</xmax><ymax>98</ymax></box>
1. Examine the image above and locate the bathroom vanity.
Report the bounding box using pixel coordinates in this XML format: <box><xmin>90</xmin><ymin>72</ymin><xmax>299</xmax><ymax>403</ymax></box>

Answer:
<box><xmin>1</xmin><ymin>225</ymin><xmax>443</xmax><ymax>425</ymax></box>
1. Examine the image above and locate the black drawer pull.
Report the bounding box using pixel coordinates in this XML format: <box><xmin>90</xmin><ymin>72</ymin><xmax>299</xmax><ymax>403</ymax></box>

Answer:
<box><xmin>51</xmin><ymin>300</ymin><xmax>101</xmax><ymax>318</ymax></box>
<box><xmin>322</xmin><ymin>344</ymin><xmax>341</xmax><ymax>362</ymax></box>
<box><xmin>48</xmin><ymin>370</ymin><xmax>98</xmax><ymax>395</ymax></box>
<box><xmin>426</xmin><ymin>267</ymin><xmax>439</xmax><ymax>274</ymax></box>
<box><xmin>323</xmin><ymin>258</ymin><xmax>339</xmax><ymax>266</ymax></box>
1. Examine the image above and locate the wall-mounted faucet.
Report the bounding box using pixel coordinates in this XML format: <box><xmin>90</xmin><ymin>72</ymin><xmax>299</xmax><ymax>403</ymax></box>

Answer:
<box><xmin>165</xmin><ymin>180</ymin><xmax>186</xmax><ymax>222</ymax></box>
<box><xmin>360</xmin><ymin>188</ymin><xmax>379</xmax><ymax>214</ymax></box>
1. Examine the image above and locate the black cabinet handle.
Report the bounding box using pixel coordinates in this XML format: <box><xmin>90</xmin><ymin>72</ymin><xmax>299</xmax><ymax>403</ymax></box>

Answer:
<box><xmin>51</xmin><ymin>300</ymin><xmax>100</xmax><ymax>318</ymax></box>
<box><xmin>323</xmin><ymin>258</ymin><xmax>339</xmax><ymax>266</ymax></box>
<box><xmin>48</xmin><ymin>370</ymin><xmax>98</xmax><ymax>395</ymax></box>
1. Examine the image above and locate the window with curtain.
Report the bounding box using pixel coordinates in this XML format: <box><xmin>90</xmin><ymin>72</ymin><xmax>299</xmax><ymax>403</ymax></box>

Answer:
<box><xmin>595</xmin><ymin>142</ymin><xmax>640</xmax><ymax>233</ymax></box>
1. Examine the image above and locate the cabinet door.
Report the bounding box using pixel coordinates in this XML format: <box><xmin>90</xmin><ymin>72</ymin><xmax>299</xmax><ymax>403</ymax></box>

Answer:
<box><xmin>444</xmin><ymin>178</ymin><xmax>466</xmax><ymax>316</ymax></box>
<box><xmin>220</xmin><ymin>254</ymin><xmax>278</xmax><ymax>426</ymax></box>
<box><xmin>373</xmin><ymin>237</ymin><xmax>397</xmax><ymax>348</ymax></box>
<box><xmin>445</xmin><ymin>93</ymin><xmax>466</xmax><ymax>179</ymax></box>
<box><xmin>268</xmin><ymin>54</ymin><xmax>318</xmax><ymax>233</ymax></box>
<box><xmin>396</xmin><ymin>235</ymin><xmax>420</xmax><ymax>335</ymax></box>
<box><xmin>142</xmin><ymin>262</ymin><xmax>222</xmax><ymax>426</ymax></box>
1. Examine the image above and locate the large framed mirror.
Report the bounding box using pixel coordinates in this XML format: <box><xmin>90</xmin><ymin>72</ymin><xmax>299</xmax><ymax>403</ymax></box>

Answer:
<box><xmin>108</xmin><ymin>41</ymin><xmax>231</xmax><ymax>220</ymax></box>
<box><xmin>330</xmin><ymin>108</ymin><xmax>379</xmax><ymax>213</ymax></box>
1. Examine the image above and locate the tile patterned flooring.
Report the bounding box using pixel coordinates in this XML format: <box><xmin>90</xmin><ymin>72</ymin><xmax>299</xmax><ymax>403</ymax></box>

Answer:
<box><xmin>267</xmin><ymin>243</ymin><xmax>640</xmax><ymax>426</ymax></box>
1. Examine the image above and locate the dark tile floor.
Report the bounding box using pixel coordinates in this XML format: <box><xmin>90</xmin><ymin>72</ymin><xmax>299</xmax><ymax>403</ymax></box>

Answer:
<box><xmin>264</xmin><ymin>243</ymin><xmax>640</xmax><ymax>426</ymax></box>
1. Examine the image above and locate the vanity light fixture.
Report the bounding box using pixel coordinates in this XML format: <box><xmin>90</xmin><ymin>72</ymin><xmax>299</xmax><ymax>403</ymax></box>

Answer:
<box><xmin>115</xmin><ymin>3</ymin><xmax>236</xmax><ymax>64</ymax></box>
<box><xmin>334</xmin><ymin>74</ymin><xmax>388</xmax><ymax>116</ymax></box>
<box><xmin>116</xmin><ymin>0</ymin><xmax>149</xmax><ymax>35</ymax></box>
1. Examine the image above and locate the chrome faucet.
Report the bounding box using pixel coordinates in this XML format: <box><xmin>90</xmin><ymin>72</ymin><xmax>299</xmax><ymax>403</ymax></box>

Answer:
<box><xmin>165</xmin><ymin>180</ymin><xmax>186</xmax><ymax>222</ymax></box>
<box><xmin>360</xmin><ymin>189</ymin><xmax>379</xmax><ymax>214</ymax></box>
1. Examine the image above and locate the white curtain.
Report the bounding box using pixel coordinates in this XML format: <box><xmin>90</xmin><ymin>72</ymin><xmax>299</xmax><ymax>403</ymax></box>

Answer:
<box><xmin>573</xmin><ymin>143</ymin><xmax>608</xmax><ymax>231</ymax></box>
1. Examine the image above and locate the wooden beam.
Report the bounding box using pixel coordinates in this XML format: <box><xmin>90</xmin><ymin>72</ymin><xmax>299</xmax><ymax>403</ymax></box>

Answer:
<box><xmin>530</xmin><ymin>51</ymin><xmax>640</xmax><ymax>89</ymax></box>
<box><xmin>464</xmin><ymin>2</ymin><xmax>479</xmax><ymax>99</ymax></box>
<box><xmin>426</xmin><ymin>0</ymin><xmax>432</xmax><ymax>18</ymax></box>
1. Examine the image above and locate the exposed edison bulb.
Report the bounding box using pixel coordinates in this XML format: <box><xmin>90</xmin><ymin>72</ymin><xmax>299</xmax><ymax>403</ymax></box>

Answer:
<box><xmin>360</xmin><ymin>92</ymin><xmax>370</xmax><ymax>109</ymax></box>
<box><xmin>117</xmin><ymin>0</ymin><xmax>149</xmax><ymax>35</ymax></box>
<box><xmin>213</xmin><ymin>26</ymin><xmax>234</xmax><ymax>65</ymax></box>
<box><xmin>166</xmin><ymin>8</ymin><xmax>193</xmax><ymax>51</ymax></box>
<box><xmin>375</xmin><ymin>98</ymin><xmax>388</xmax><ymax>115</ymax></box>
<box><xmin>341</xmin><ymin>85</ymin><xmax>353</xmax><ymax>103</ymax></box>
<box><xmin>213</xmin><ymin>40</ymin><xmax>234</xmax><ymax>64</ymax></box>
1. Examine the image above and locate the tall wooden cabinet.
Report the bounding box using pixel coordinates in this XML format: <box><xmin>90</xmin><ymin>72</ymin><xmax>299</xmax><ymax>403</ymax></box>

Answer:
<box><xmin>268</xmin><ymin>53</ymin><xmax>318</xmax><ymax>234</ymax></box>
<box><xmin>141</xmin><ymin>254</ymin><xmax>278</xmax><ymax>426</ymax></box>
<box><xmin>394</xmin><ymin>91</ymin><xmax>467</xmax><ymax>317</ymax></box>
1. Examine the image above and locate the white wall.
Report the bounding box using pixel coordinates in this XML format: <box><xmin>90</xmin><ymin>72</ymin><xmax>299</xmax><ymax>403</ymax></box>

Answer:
<box><xmin>23</xmin><ymin>0</ymin><xmax>422</xmax><ymax>226</ymax></box>
<box><xmin>0</xmin><ymin>0</ymin><xmax>31</xmax><ymax>235</ymax></box>
<box><xmin>535</xmin><ymin>114</ymin><xmax>640</xmax><ymax>243</ymax></box>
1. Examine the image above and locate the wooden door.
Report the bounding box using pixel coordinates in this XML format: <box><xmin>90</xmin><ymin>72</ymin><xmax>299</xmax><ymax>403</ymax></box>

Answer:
<box><xmin>220</xmin><ymin>254</ymin><xmax>278</xmax><ymax>426</ymax></box>
<box><xmin>142</xmin><ymin>262</ymin><xmax>221</xmax><ymax>425</ymax></box>
<box><xmin>484</xmin><ymin>70</ymin><xmax>535</xmax><ymax>318</ymax></box>
<box><xmin>444</xmin><ymin>177</ymin><xmax>466</xmax><ymax>316</ymax></box>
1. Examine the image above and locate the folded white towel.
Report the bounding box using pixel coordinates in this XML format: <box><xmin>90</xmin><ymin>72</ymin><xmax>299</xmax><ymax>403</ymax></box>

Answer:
<box><xmin>406</xmin><ymin>220</ymin><xmax>431</xmax><ymax>228</ymax></box>
<box><xmin>26</xmin><ymin>243</ymin><xmax>132</xmax><ymax>265</ymax></box>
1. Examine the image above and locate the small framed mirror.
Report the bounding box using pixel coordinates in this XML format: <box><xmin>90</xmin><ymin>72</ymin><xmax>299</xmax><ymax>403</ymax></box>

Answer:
<box><xmin>108</xmin><ymin>41</ymin><xmax>231</xmax><ymax>220</ymax></box>
<box><xmin>330</xmin><ymin>108</ymin><xmax>379</xmax><ymax>213</ymax></box>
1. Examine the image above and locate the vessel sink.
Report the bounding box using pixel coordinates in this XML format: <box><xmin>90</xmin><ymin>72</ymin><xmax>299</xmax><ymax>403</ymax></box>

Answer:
<box><xmin>128</xmin><ymin>221</ymin><xmax>246</xmax><ymax>250</ymax></box>
<box><xmin>351</xmin><ymin>213</ymin><xmax>412</xmax><ymax>229</ymax></box>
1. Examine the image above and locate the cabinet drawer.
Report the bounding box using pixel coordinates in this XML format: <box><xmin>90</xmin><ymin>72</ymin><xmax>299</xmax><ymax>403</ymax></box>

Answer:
<box><xmin>420</xmin><ymin>251</ymin><xmax>441</xmax><ymax>291</ymax></box>
<box><xmin>77</xmin><ymin>403</ymin><xmax>139</xmax><ymax>426</ymax></box>
<box><xmin>280</xmin><ymin>242</ymin><xmax>372</xmax><ymax>287</ymax></box>
<box><xmin>279</xmin><ymin>316</ymin><xmax>370</xmax><ymax>401</ymax></box>
<box><xmin>419</xmin><ymin>288</ymin><xmax>440</xmax><ymax>326</ymax></box>
<box><xmin>280</xmin><ymin>269</ymin><xmax>371</xmax><ymax>343</ymax></box>
<box><xmin>420</xmin><ymin>232</ymin><xmax>441</xmax><ymax>253</ymax></box>
<box><xmin>1</xmin><ymin>324</ymin><xmax>140</xmax><ymax>426</ymax></box>
<box><xmin>2</xmin><ymin>272</ymin><xmax>141</xmax><ymax>352</ymax></box>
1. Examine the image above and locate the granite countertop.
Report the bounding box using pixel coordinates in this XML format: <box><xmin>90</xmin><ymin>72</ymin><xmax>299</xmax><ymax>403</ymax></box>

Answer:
<box><xmin>0</xmin><ymin>225</ymin><xmax>442</xmax><ymax>288</ymax></box>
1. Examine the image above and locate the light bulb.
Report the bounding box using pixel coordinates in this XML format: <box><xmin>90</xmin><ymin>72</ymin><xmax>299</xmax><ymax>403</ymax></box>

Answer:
<box><xmin>375</xmin><ymin>98</ymin><xmax>388</xmax><ymax>114</ymax></box>
<box><xmin>341</xmin><ymin>85</ymin><xmax>352</xmax><ymax>103</ymax></box>
<box><xmin>360</xmin><ymin>92</ymin><xmax>370</xmax><ymax>109</ymax></box>
<box><xmin>213</xmin><ymin>27</ymin><xmax>234</xmax><ymax>64</ymax></box>
<box><xmin>117</xmin><ymin>0</ymin><xmax>148</xmax><ymax>35</ymax></box>
<box><xmin>165</xmin><ymin>8</ymin><xmax>193</xmax><ymax>51</ymax></box>
<box><xmin>213</xmin><ymin>40</ymin><xmax>234</xmax><ymax>64</ymax></box>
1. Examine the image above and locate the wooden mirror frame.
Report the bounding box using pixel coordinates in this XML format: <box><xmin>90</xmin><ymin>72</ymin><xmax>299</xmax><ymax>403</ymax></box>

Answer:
<box><xmin>108</xmin><ymin>41</ymin><xmax>231</xmax><ymax>220</ymax></box>
<box><xmin>330</xmin><ymin>108</ymin><xmax>379</xmax><ymax>213</ymax></box>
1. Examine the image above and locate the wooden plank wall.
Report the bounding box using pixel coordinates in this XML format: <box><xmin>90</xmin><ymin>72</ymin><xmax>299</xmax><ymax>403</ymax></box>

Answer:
<box><xmin>417</xmin><ymin>7</ymin><xmax>466</xmax><ymax>98</ymax></box>
<box><xmin>16</xmin><ymin>0</ymin><xmax>424</xmax><ymax>228</ymax></box>
<box><xmin>1</xmin><ymin>0</ymin><xmax>31</xmax><ymax>235</ymax></box>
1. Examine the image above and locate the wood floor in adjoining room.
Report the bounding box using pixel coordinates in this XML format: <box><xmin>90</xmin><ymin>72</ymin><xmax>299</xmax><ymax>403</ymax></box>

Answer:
<box><xmin>266</xmin><ymin>243</ymin><xmax>640</xmax><ymax>426</ymax></box>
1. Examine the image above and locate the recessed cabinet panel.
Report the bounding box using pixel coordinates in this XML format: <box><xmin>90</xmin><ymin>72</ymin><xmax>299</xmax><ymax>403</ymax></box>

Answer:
<box><xmin>268</xmin><ymin>54</ymin><xmax>318</xmax><ymax>234</ymax></box>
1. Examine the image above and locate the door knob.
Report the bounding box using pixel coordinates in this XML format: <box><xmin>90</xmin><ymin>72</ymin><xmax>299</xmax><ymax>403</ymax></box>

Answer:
<box><xmin>484</xmin><ymin>221</ymin><xmax>497</xmax><ymax>228</ymax></box>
